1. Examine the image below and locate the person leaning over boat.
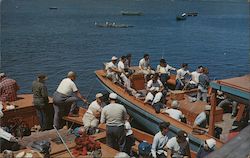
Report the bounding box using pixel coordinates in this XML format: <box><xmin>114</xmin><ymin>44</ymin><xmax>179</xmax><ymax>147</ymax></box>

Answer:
<box><xmin>151</xmin><ymin>122</ymin><xmax>170</xmax><ymax>158</ymax></box>
<box><xmin>193</xmin><ymin>105</ymin><xmax>211</xmax><ymax>129</ymax></box>
<box><xmin>32</xmin><ymin>74</ymin><xmax>49</xmax><ymax>131</ymax></box>
<box><xmin>144</xmin><ymin>73</ymin><xmax>164</xmax><ymax>105</ymax></box>
<box><xmin>100</xmin><ymin>93</ymin><xmax>127</xmax><ymax>152</ymax></box>
<box><xmin>189</xmin><ymin>65</ymin><xmax>203</xmax><ymax>89</ymax></box>
<box><xmin>196</xmin><ymin>138</ymin><xmax>216</xmax><ymax>158</ymax></box>
<box><xmin>82</xmin><ymin>93</ymin><xmax>105</xmax><ymax>134</ymax></box>
<box><xmin>0</xmin><ymin>104</ymin><xmax>20</xmax><ymax>152</ymax></box>
<box><xmin>105</xmin><ymin>56</ymin><xmax>121</xmax><ymax>83</ymax></box>
<box><xmin>166</xmin><ymin>130</ymin><xmax>191</xmax><ymax>158</ymax></box>
<box><xmin>197</xmin><ymin>67</ymin><xmax>210</xmax><ymax>102</ymax></box>
<box><xmin>53</xmin><ymin>71</ymin><xmax>88</xmax><ymax>129</ymax></box>
<box><xmin>160</xmin><ymin>100</ymin><xmax>185</xmax><ymax>122</ymax></box>
<box><xmin>175</xmin><ymin>63</ymin><xmax>191</xmax><ymax>90</ymax></box>
<box><xmin>139</xmin><ymin>54</ymin><xmax>155</xmax><ymax>76</ymax></box>
<box><xmin>156</xmin><ymin>59</ymin><xmax>176</xmax><ymax>89</ymax></box>
<box><xmin>0</xmin><ymin>73</ymin><xmax>20</xmax><ymax>102</ymax></box>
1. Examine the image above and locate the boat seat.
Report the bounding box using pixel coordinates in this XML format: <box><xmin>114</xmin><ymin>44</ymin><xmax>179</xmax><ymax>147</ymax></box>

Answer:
<box><xmin>131</xmin><ymin>73</ymin><xmax>145</xmax><ymax>91</ymax></box>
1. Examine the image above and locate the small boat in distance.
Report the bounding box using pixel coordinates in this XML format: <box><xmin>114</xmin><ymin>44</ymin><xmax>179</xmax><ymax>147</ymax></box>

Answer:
<box><xmin>186</xmin><ymin>12</ymin><xmax>198</xmax><ymax>16</ymax></box>
<box><xmin>176</xmin><ymin>13</ymin><xmax>187</xmax><ymax>21</ymax></box>
<box><xmin>94</xmin><ymin>22</ymin><xmax>134</xmax><ymax>28</ymax></box>
<box><xmin>121</xmin><ymin>11</ymin><xmax>143</xmax><ymax>16</ymax></box>
<box><xmin>49</xmin><ymin>7</ymin><xmax>58</xmax><ymax>10</ymax></box>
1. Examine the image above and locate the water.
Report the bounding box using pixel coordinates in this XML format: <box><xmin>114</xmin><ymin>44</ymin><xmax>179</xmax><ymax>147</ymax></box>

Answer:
<box><xmin>1</xmin><ymin>0</ymin><xmax>249</xmax><ymax>101</ymax></box>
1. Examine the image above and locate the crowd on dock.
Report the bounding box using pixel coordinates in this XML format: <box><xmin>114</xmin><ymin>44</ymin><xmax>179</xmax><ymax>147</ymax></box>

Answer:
<box><xmin>0</xmin><ymin>53</ymin><xmax>248</xmax><ymax>157</ymax></box>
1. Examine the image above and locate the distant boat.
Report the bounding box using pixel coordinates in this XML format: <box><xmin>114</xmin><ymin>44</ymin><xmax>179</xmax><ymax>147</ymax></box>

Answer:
<box><xmin>49</xmin><ymin>7</ymin><xmax>58</xmax><ymax>10</ymax></box>
<box><xmin>121</xmin><ymin>11</ymin><xmax>143</xmax><ymax>16</ymax></box>
<box><xmin>186</xmin><ymin>12</ymin><xmax>198</xmax><ymax>16</ymax></box>
<box><xmin>176</xmin><ymin>13</ymin><xmax>187</xmax><ymax>21</ymax></box>
<box><xmin>94</xmin><ymin>22</ymin><xmax>134</xmax><ymax>28</ymax></box>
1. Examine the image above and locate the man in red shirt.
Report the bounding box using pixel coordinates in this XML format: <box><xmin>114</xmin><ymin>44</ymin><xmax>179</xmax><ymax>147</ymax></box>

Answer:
<box><xmin>0</xmin><ymin>73</ymin><xmax>20</xmax><ymax>102</ymax></box>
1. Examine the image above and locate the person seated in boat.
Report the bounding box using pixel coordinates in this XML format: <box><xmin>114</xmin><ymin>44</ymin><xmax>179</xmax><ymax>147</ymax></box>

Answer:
<box><xmin>197</xmin><ymin>67</ymin><xmax>210</xmax><ymax>102</ymax></box>
<box><xmin>181</xmin><ymin>13</ymin><xmax>187</xmax><ymax>17</ymax></box>
<box><xmin>151</xmin><ymin>122</ymin><xmax>170</xmax><ymax>158</ymax></box>
<box><xmin>193</xmin><ymin>105</ymin><xmax>211</xmax><ymax>129</ymax></box>
<box><xmin>175</xmin><ymin>63</ymin><xmax>191</xmax><ymax>90</ymax></box>
<box><xmin>105</xmin><ymin>56</ymin><xmax>121</xmax><ymax>83</ymax></box>
<box><xmin>189</xmin><ymin>65</ymin><xmax>203</xmax><ymax>89</ymax></box>
<box><xmin>166</xmin><ymin>130</ymin><xmax>191</xmax><ymax>158</ymax></box>
<box><xmin>124</xmin><ymin>72</ymin><xmax>139</xmax><ymax>97</ymax></box>
<box><xmin>124</xmin><ymin>114</ymin><xmax>135</xmax><ymax>157</ymax></box>
<box><xmin>156</xmin><ymin>59</ymin><xmax>176</xmax><ymax>89</ymax></box>
<box><xmin>82</xmin><ymin>93</ymin><xmax>105</xmax><ymax>135</ymax></box>
<box><xmin>124</xmin><ymin>53</ymin><xmax>132</xmax><ymax>68</ymax></box>
<box><xmin>218</xmin><ymin>94</ymin><xmax>238</xmax><ymax>118</ymax></box>
<box><xmin>139</xmin><ymin>54</ymin><xmax>155</xmax><ymax>77</ymax></box>
<box><xmin>118</xmin><ymin>56</ymin><xmax>129</xmax><ymax>84</ymax></box>
<box><xmin>160</xmin><ymin>100</ymin><xmax>185</xmax><ymax>122</ymax></box>
<box><xmin>196</xmin><ymin>138</ymin><xmax>216</xmax><ymax>158</ymax></box>
<box><xmin>144</xmin><ymin>73</ymin><xmax>164</xmax><ymax>105</ymax></box>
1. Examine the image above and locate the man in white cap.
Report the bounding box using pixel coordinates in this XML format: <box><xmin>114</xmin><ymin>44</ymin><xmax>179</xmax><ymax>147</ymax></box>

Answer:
<box><xmin>82</xmin><ymin>93</ymin><xmax>105</xmax><ymax>134</ymax></box>
<box><xmin>100</xmin><ymin>93</ymin><xmax>127</xmax><ymax>152</ymax></box>
<box><xmin>196</xmin><ymin>138</ymin><xmax>216</xmax><ymax>158</ymax></box>
<box><xmin>0</xmin><ymin>104</ymin><xmax>19</xmax><ymax>152</ymax></box>
<box><xmin>161</xmin><ymin>100</ymin><xmax>185</xmax><ymax>121</ymax></box>
<box><xmin>193</xmin><ymin>105</ymin><xmax>211</xmax><ymax>129</ymax></box>
<box><xmin>105</xmin><ymin>56</ymin><xmax>121</xmax><ymax>83</ymax></box>
<box><xmin>32</xmin><ymin>73</ymin><xmax>49</xmax><ymax>131</ymax></box>
<box><xmin>0</xmin><ymin>73</ymin><xmax>20</xmax><ymax>102</ymax></box>
<box><xmin>53</xmin><ymin>71</ymin><xmax>88</xmax><ymax>129</ymax></box>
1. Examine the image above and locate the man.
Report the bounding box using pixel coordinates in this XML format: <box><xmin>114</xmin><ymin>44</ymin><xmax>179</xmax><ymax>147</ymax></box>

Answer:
<box><xmin>139</xmin><ymin>54</ymin><xmax>154</xmax><ymax>75</ymax></box>
<box><xmin>166</xmin><ymin>130</ymin><xmax>191</xmax><ymax>158</ymax></box>
<box><xmin>32</xmin><ymin>74</ymin><xmax>49</xmax><ymax>131</ymax></box>
<box><xmin>151</xmin><ymin>122</ymin><xmax>170</xmax><ymax>158</ymax></box>
<box><xmin>106</xmin><ymin>56</ymin><xmax>121</xmax><ymax>83</ymax></box>
<box><xmin>53</xmin><ymin>71</ymin><xmax>88</xmax><ymax>129</ymax></box>
<box><xmin>161</xmin><ymin>100</ymin><xmax>185</xmax><ymax>122</ymax></box>
<box><xmin>196</xmin><ymin>138</ymin><xmax>216</xmax><ymax>158</ymax></box>
<box><xmin>100</xmin><ymin>93</ymin><xmax>127</xmax><ymax>151</ymax></box>
<box><xmin>0</xmin><ymin>105</ymin><xmax>20</xmax><ymax>152</ymax></box>
<box><xmin>144</xmin><ymin>73</ymin><xmax>164</xmax><ymax>105</ymax></box>
<box><xmin>82</xmin><ymin>93</ymin><xmax>105</xmax><ymax>134</ymax></box>
<box><xmin>124</xmin><ymin>54</ymin><xmax>132</xmax><ymax>69</ymax></box>
<box><xmin>118</xmin><ymin>56</ymin><xmax>129</xmax><ymax>84</ymax></box>
<box><xmin>175</xmin><ymin>63</ymin><xmax>190</xmax><ymax>90</ymax></box>
<box><xmin>197</xmin><ymin>67</ymin><xmax>210</xmax><ymax>102</ymax></box>
<box><xmin>0</xmin><ymin>73</ymin><xmax>20</xmax><ymax>102</ymax></box>
<box><xmin>189</xmin><ymin>66</ymin><xmax>203</xmax><ymax>88</ymax></box>
<box><xmin>193</xmin><ymin>105</ymin><xmax>211</xmax><ymax>129</ymax></box>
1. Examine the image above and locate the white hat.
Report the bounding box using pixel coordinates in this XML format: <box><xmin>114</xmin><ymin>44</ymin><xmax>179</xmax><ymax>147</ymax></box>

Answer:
<box><xmin>109</xmin><ymin>93</ymin><xmax>117</xmax><ymax>99</ymax></box>
<box><xmin>206</xmin><ymin>138</ymin><xmax>216</xmax><ymax>149</ymax></box>
<box><xmin>111</xmin><ymin>56</ymin><xmax>118</xmax><ymax>61</ymax></box>
<box><xmin>0</xmin><ymin>73</ymin><xmax>5</xmax><ymax>77</ymax></box>
<box><xmin>205</xmin><ymin>105</ymin><xmax>211</xmax><ymax>111</ymax></box>
<box><xmin>171</xmin><ymin>100</ymin><xmax>180</xmax><ymax>108</ymax></box>
<box><xmin>96</xmin><ymin>93</ymin><xmax>103</xmax><ymax>98</ymax></box>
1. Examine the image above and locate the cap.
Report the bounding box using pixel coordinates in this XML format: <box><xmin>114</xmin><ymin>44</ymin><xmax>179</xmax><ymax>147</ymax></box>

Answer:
<box><xmin>0</xmin><ymin>73</ymin><xmax>5</xmax><ymax>77</ymax></box>
<box><xmin>206</xmin><ymin>138</ymin><xmax>216</xmax><ymax>149</ymax></box>
<box><xmin>67</xmin><ymin>71</ymin><xmax>77</xmax><ymax>78</ymax></box>
<box><xmin>38</xmin><ymin>74</ymin><xmax>48</xmax><ymax>80</ymax></box>
<box><xmin>111</xmin><ymin>56</ymin><xmax>118</xmax><ymax>61</ymax></box>
<box><xmin>96</xmin><ymin>93</ymin><xmax>103</xmax><ymax>98</ymax></box>
<box><xmin>204</xmin><ymin>105</ymin><xmax>211</xmax><ymax>111</ymax></box>
<box><xmin>171</xmin><ymin>100</ymin><xmax>180</xmax><ymax>108</ymax></box>
<box><xmin>109</xmin><ymin>93</ymin><xmax>117</xmax><ymax>99</ymax></box>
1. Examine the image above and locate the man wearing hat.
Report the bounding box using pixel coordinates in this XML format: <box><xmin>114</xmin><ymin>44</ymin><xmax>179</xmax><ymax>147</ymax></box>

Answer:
<box><xmin>32</xmin><ymin>74</ymin><xmax>49</xmax><ymax>131</ymax></box>
<box><xmin>161</xmin><ymin>100</ymin><xmax>185</xmax><ymax>122</ymax></box>
<box><xmin>105</xmin><ymin>56</ymin><xmax>121</xmax><ymax>83</ymax></box>
<box><xmin>0</xmin><ymin>73</ymin><xmax>20</xmax><ymax>102</ymax></box>
<box><xmin>193</xmin><ymin>105</ymin><xmax>211</xmax><ymax>129</ymax></box>
<box><xmin>100</xmin><ymin>93</ymin><xmax>127</xmax><ymax>152</ymax></box>
<box><xmin>196</xmin><ymin>138</ymin><xmax>216</xmax><ymax>158</ymax></box>
<box><xmin>82</xmin><ymin>93</ymin><xmax>105</xmax><ymax>134</ymax></box>
<box><xmin>166</xmin><ymin>130</ymin><xmax>191</xmax><ymax>158</ymax></box>
<box><xmin>53</xmin><ymin>71</ymin><xmax>88</xmax><ymax>129</ymax></box>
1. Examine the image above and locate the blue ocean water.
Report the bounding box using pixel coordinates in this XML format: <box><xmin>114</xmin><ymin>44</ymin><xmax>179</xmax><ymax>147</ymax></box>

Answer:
<box><xmin>1</xmin><ymin>0</ymin><xmax>249</xmax><ymax>101</ymax></box>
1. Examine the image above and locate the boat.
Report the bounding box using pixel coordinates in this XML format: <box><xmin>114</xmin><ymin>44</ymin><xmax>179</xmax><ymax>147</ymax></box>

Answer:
<box><xmin>186</xmin><ymin>12</ymin><xmax>198</xmax><ymax>16</ymax></box>
<box><xmin>95</xmin><ymin>68</ymin><xmax>224</xmax><ymax>154</ymax></box>
<box><xmin>95</xmin><ymin>22</ymin><xmax>134</xmax><ymax>28</ymax></box>
<box><xmin>121</xmin><ymin>11</ymin><xmax>143</xmax><ymax>16</ymax></box>
<box><xmin>49</xmin><ymin>7</ymin><xmax>58</xmax><ymax>10</ymax></box>
<box><xmin>176</xmin><ymin>15</ymin><xmax>186</xmax><ymax>21</ymax></box>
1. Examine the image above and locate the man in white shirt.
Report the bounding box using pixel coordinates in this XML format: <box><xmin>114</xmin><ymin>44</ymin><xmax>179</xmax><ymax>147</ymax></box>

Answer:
<box><xmin>139</xmin><ymin>54</ymin><xmax>154</xmax><ymax>75</ymax></box>
<box><xmin>53</xmin><ymin>71</ymin><xmax>88</xmax><ymax>129</ymax></box>
<box><xmin>118</xmin><ymin>56</ymin><xmax>129</xmax><ymax>84</ymax></box>
<box><xmin>82</xmin><ymin>93</ymin><xmax>105</xmax><ymax>134</ymax></box>
<box><xmin>161</xmin><ymin>100</ymin><xmax>184</xmax><ymax>121</ymax></box>
<box><xmin>106</xmin><ymin>56</ymin><xmax>121</xmax><ymax>83</ymax></box>
<box><xmin>144</xmin><ymin>73</ymin><xmax>164</xmax><ymax>105</ymax></box>
<box><xmin>189</xmin><ymin>66</ymin><xmax>203</xmax><ymax>88</ymax></box>
<box><xmin>193</xmin><ymin>105</ymin><xmax>211</xmax><ymax>129</ymax></box>
<box><xmin>151</xmin><ymin>122</ymin><xmax>170</xmax><ymax>158</ymax></box>
<box><xmin>175</xmin><ymin>63</ymin><xmax>190</xmax><ymax>90</ymax></box>
<box><xmin>100</xmin><ymin>93</ymin><xmax>127</xmax><ymax>151</ymax></box>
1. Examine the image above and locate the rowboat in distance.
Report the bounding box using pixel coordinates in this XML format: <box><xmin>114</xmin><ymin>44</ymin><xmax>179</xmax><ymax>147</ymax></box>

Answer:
<box><xmin>121</xmin><ymin>11</ymin><xmax>143</xmax><ymax>16</ymax></box>
<box><xmin>186</xmin><ymin>12</ymin><xmax>198</xmax><ymax>16</ymax></box>
<box><xmin>49</xmin><ymin>7</ymin><xmax>58</xmax><ymax>10</ymax></box>
<box><xmin>94</xmin><ymin>22</ymin><xmax>134</xmax><ymax>28</ymax></box>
